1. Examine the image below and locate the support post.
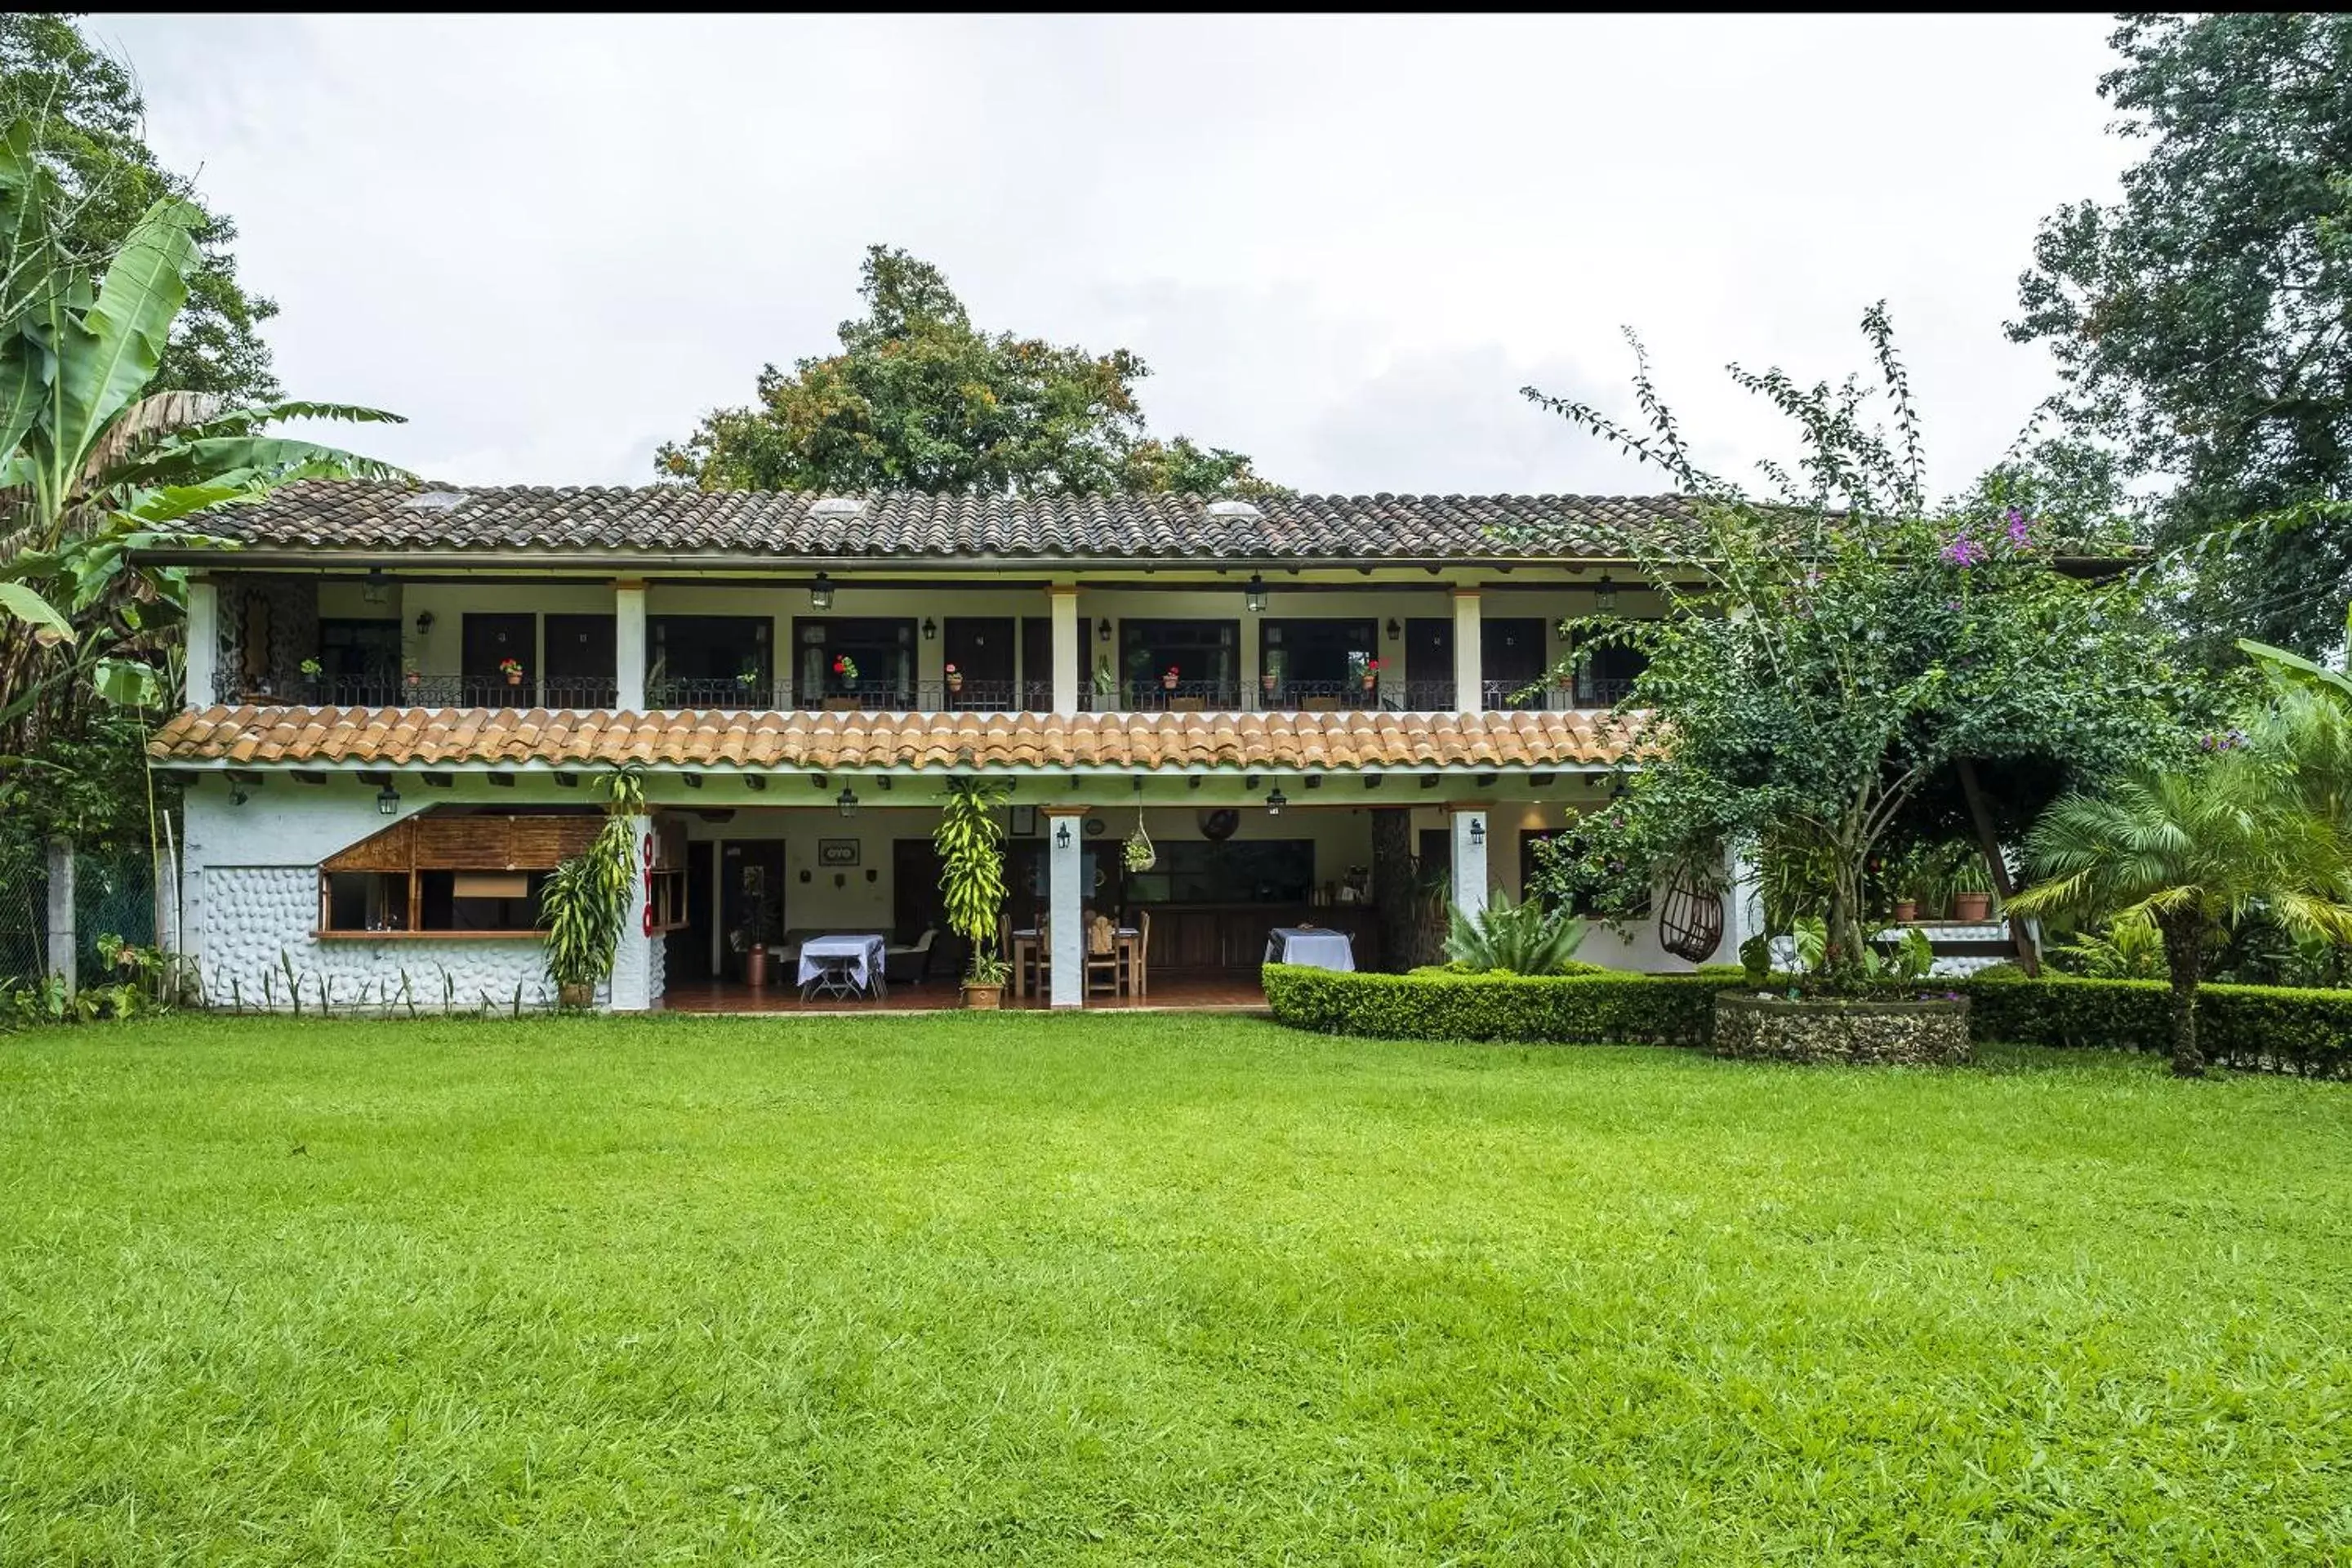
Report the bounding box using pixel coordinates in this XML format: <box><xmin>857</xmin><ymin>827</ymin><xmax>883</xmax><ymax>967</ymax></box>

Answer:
<box><xmin>184</xmin><ymin>577</ymin><xmax>217</xmax><ymax>710</ymax></box>
<box><xmin>609</xmin><ymin>814</ymin><xmax>654</xmax><ymax>1010</ymax></box>
<box><xmin>614</xmin><ymin>580</ymin><xmax>647</xmax><ymax>711</ymax></box>
<box><xmin>44</xmin><ymin>837</ymin><xmax>74</xmax><ymax>998</ymax></box>
<box><xmin>1447</xmin><ymin>805</ymin><xmax>1489</xmax><ymax>920</ymax></box>
<box><xmin>1049</xmin><ymin>586</ymin><xmax>1080</xmax><ymax>716</ymax></box>
<box><xmin>1045</xmin><ymin>805</ymin><xmax>1087</xmax><ymax>1009</ymax></box>
<box><xmin>1452</xmin><ymin>586</ymin><xmax>1483</xmax><ymax>711</ymax></box>
<box><xmin>1956</xmin><ymin>757</ymin><xmax>2039</xmax><ymax>977</ymax></box>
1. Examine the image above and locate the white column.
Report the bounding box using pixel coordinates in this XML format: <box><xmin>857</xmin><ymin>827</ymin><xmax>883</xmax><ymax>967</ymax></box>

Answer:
<box><xmin>44</xmin><ymin>837</ymin><xmax>75</xmax><ymax>997</ymax></box>
<box><xmin>184</xmin><ymin>577</ymin><xmax>217</xmax><ymax>710</ymax></box>
<box><xmin>608</xmin><ymin>814</ymin><xmax>653</xmax><ymax>1011</ymax></box>
<box><xmin>1726</xmin><ymin>837</ymin><xmax>1761</xmax><ymax>960</ymax></box>
<box><xmin>1449</xmin><ymin>807</ymin><xmax>1489</xmax><ymax>919</ymax></box>
<box><xmin>1452</xmin><ymin>586</ymin><xmax>1483</xmax><ymax>711</ymax></box>
<box><xmin>1046</xmin><ymin>806</ymin><xmax>1085</xmax><ymax>1009</ymax></box>
<box><xmin>614</xmin><ymin>580</ymin><xmax>647</xmax><ymax>711</ymax></box>
<box><xmin>1050</xmin><ymin>586</ymin><xmax>1080</xmax><ymax>715</ymax></box>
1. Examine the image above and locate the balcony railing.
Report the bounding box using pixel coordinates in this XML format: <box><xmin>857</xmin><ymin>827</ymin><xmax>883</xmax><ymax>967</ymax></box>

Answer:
<box><xmin>213</xmin><ymin>667</ymin><xmax>1633</xmax><ymax>714</ymax></box>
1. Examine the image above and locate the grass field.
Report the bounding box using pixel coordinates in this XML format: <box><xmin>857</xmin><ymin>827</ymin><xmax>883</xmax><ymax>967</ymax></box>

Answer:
<box><xmin>1</xmin><ymin>1012</ymin><xmax>2347</xmax><ymax>1564</ymax></box>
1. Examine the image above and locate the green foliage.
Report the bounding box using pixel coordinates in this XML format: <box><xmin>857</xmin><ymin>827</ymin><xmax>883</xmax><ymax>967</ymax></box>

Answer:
<box><xmin>657</xmin><ymin>244</ymin><xmax>1280</xmax><ymax>498</ymax></box>
<box><xmin>1440</xmin><ymin>890</ymin><xmax>1592</xmax><ymax>975</ymax></box>
<box><xmin>1263</xmin><ymin>963</ymin><xmax>1729</xmax><ymax>1046</ymax></box>
<box><xmin>2010</xmin><ymin>14</ymin><xmax>2352</xmax><ymax>657</ymax></box>
<box><xmin>1522</xmin><ymin>307</ymin><xmax>2197</xmax><ymax>982</ymax></box>
<box><xmin>1963</xmin><ymin>971</ymin><xmax>2352</xmax><ymax>1078</ymax></box>
<box><xmin>0</xmin><ymin>16</ymin><xmax>277</xmax><ymax>403</ymax></box>
<box><xmin>2049</xmin><ymin>914</ymin><xmax>2167</xmax><ymax>981</ymax></box>
<box><xmin>933</xmin><ymin>778</ymin><xmax>1010</xmax><ymax>985</ymax></box>
<box><xmin>2009</xmin><ymin>755</ymin><xmax>2352</xmax><ymax>1073</ymax></box>
<box><xmin>539</xmin><ymin>771</ymin><xmax>644</xmax><ymax>994</ymax></box>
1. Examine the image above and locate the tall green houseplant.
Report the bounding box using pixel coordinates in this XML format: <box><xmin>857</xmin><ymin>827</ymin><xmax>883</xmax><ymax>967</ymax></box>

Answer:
<box><xmin>933</xmin><ymin>778</ymin><xmax>1010</xmax><ymax>997</ymax></box>
<box><xmin>540</xmin><ymin>771</ymin><xmax>645</xmax><ymax>1007</ymax></box>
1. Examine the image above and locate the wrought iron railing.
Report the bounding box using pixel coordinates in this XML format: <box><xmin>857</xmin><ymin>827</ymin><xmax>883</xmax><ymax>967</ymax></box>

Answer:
<box><xmin>212</xmin><ymin>666</ymin><xmax>1633</xmax><ymax>714</ymax></box>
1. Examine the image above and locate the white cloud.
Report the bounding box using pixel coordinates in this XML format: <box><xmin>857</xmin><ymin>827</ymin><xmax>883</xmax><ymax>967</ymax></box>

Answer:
<box><xmin>88</xmin><ymin>13</ymin><xmax>2128</xmax><ymax>497</ymax></box>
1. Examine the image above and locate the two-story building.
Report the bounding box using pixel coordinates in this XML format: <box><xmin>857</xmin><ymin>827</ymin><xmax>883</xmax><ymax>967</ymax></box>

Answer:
<box><xmin>145</xmin><ymin>483</ymin><xmax>1730</xmax><ymax>1011</ymax></box>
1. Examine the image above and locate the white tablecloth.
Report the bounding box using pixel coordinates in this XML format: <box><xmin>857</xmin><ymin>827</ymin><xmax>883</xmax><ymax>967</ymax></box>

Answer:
<box><xmin>797</xmin><ymin>934</ymin><xmax>885</xmax><ymax>990</ymax></box>
<box><xmin>1267</xmin><ymin>927</ymin><xmax>1355</xmax><ymax>971</ymax></box>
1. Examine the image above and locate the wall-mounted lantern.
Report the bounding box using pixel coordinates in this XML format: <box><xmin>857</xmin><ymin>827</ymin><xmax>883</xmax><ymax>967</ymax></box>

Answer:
<box><xmin>810</xmin><ymin>572</ymin><xmax>835</xmax><ymax>611</ymax></box>
<box><xmin>1468</xmin><ymin>817</ymin><xmax>1486</xmax><ymax>848</ymax></box>
<box><xmin>1594</xmin><ymin>574</ymin><xmax>1618</xmax><ymax>614</ymax></box>
<box><xmin>1055</xmin><ymin>820</ymin><xmax>1073</xmax><ymax>849</ymax></box>
<box><xmin>376</xmin><ymin>781</ymin><xmax>401</xmax><ymax>816</ymax></box>
<box><xmin>1244</xmin><ymin>573</ymin><xmax>1268</xmax><ymax>613</ymax></box>
<box><xmin>921</xmin><ymin>617</ymin><xmax>937</xmax><ymax>641</ymax></box>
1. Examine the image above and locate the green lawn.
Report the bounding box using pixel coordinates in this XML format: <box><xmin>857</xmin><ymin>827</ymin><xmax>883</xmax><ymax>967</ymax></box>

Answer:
<box><xmin>2</xmin><ymin>1014</ymin><xmax>2347</xmax><ymax>1565</ymax></box>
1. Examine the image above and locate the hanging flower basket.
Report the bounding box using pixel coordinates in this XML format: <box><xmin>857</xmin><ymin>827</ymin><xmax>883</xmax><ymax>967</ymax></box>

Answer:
<box><xmin>1123</xmin><ymin>817</ymin><xmax>1156</xmax><ymax>872</ymax></box>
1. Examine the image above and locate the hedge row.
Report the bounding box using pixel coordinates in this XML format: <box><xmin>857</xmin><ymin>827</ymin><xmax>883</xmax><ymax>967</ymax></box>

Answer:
<box><xmin>1260</xmin><ymin>964</ymin><xmax>1736</xmax><ymax>1047</ymax></box>
<box><xmin>1263</xmin><ymin>964</ymin><xmax>2352</xmax><ymax>1077</ymax></box>
<box><xmin>1965</xmin><ymin>972</ymin><xmax>2352</xmax><ymax>1077</ymax></box>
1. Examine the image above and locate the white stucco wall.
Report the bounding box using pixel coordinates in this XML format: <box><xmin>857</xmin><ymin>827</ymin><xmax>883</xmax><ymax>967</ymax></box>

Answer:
<box><xmin>180</xmin><ymin>777</ymin><xmax>669</xmax><ymax>1013</ymax></box>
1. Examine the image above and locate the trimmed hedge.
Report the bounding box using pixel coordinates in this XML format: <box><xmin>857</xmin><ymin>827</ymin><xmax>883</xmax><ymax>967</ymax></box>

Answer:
<box><xmin>1261</xmin><ymin>964</ymin><xmax>1735</xmax><ymax>1047</ymax></box>
<box><xmin>1962</xmin><ymin>972</ymin><xmax>2352</xmax><ymax>1077</ymax></box>
<box><xmin>1265</xmin><ymin>964</ymin><xmax>2352</xmax><ymax>1077</ymax></box>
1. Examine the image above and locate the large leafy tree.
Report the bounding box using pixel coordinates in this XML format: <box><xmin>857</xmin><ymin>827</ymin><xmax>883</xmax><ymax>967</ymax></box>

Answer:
<box><xmin>0</xmin><ymin>13</ymin><xmax>278</xmax><ymax>402</ymax></box>
<box><xmin>658</xmin><ymin>245</ymin><xmax>1279</xmax><ymax>497</ymax></box>
<box><xmin>0</xmin><ymin>113</ymin><xmax>403</xmax><ymax>850</ymax></box>
<box><xmin>1520</xmin><ymin>306</ymin><xmax>2204</xmax><ymax>983</ymax></box>
<box><xmin>2009</xmin><ymin>13</ymin><xmax>2352</xmax><ymax>657</ymax></box>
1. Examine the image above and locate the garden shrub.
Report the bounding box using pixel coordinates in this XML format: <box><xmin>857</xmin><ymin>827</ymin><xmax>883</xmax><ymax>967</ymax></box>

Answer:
<box><xmin>1962</xmin><ymin>971</ymin><xmax>2352</xmax><ymax>1077</ymax></box>
<box><xmin>1263</xmin><ymin>964</ymin><xmax>1725</xmax><ymax>1047</ymax></box>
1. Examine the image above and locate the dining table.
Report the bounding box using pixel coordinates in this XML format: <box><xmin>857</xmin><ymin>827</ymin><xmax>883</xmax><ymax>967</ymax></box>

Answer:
<box><xmin>1265</xmin><ymin>925</ymin><xmax>1356</xmax><ymax>971</ymax></box>
<box><xmin>796</xmin><ymin>933</ymin><xmax>887</xmax><ymax>998</ymax></box>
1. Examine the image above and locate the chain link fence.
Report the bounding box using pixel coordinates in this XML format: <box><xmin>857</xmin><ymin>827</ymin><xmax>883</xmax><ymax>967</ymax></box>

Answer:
<box><xmin>0</xmin><ymin>842</ymin><xmax>45</xmax><ymax>986</ymax></box>
<box><xmin>0</xmin><ymin>842</ymin><xmax>163</xmax><ymax>987</ymax></box>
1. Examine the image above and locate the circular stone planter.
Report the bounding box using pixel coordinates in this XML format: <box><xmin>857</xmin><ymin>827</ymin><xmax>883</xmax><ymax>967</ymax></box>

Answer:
<box><xmin>1713</xmin><ymin>991</ymin><xmax>1971</xmax><ymax>1067</ymax></box>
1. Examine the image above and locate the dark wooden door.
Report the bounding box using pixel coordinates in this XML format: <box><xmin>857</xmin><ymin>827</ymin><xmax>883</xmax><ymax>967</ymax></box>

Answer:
<box><xmin>1405</xmin><ymin>618</ymin><xmax>1453</xmax><ymax>708</ymax></box>
<box><xmin>679</xmin><ymin>839</ymin><xmax>719</xmax><ymax>981</ymax></box>
<box><xmin>1482</xmin><ymin>617</ymin><xmax>1546</xmax><ymax>707</ymax></box>
<box><xmin>943</xmin><ymin>617</ymin><xmax>1015</xmax><ymax>710</ymax></box>
<box><xmin>544</xmin><ymin>613</ymin><xmax>617</xmax><ymax>708</ymax></box>
<box><xmin>1020</xmin><ymin>617</ymin><xmax>1053</xmax><ymax>709</ymax></box>
<box><xmin>462</xmin><ymin>612</ymin><xmax>535</xmax><ymax>706</ymax></box>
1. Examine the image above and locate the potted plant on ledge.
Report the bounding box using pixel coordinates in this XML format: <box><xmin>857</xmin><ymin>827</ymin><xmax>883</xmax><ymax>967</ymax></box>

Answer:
<box><xmin>935</xmin><ymin>777</ymin><xmax>1011</xmax><ymax>1009</ymax></box>
<box><xmin>1945</xmin><ymin>855</ymin><xmax>1996</xmax><ymax>923</ymax></box>
<box><xmin>500</xmin><ymin>656</ymin><xmax>525</xmax><ymax>689</ymax></box>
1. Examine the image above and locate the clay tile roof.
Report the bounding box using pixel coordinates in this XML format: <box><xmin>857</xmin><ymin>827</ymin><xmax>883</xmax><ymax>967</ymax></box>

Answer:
<box><xmin>149</xmin><ymin>706</ymin><xmax>1637</xmax><ymax>772</ymax></box>
<box><xmin>186</xmin><ymin>481</ymin><xmax>1702</xmax><ymax>563</ymax></box>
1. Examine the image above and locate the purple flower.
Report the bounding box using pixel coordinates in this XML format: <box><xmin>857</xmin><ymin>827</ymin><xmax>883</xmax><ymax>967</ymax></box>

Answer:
<box><xmin>1942</xmin><ymin>533</ymin><xmax>1985</xmax><ymax>567</ymax></box>
<box><xmin>2004</xmin><ymin>508</ymin><xmax>2031</xmax><ymax>547</ymax></box>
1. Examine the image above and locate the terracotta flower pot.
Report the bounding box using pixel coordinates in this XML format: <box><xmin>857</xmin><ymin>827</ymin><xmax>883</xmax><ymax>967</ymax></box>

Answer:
<box><xmin>506</xmin><ymin>673</ymin><xmax>522</xmax><ymax>687</ymax></box>
<box><xmin>1891</xmin><ymin>899</ymin><xmax>1918</xmax><ymax>924</ymax></box>
<box><xmin>1951</xmin><ymin>892</ymin><xmax>1993</xmax><ymax>922</ymax></box>
<box><xmin>962</xmin><ymin>982</ymin><xmax>1003</xmax><ymax>1011</ymax></box>
<box><xmin>745</xmin><ymin>945</ymin><xmax>768</xmax><ymax>987</ymax></box>
<box><xmin>1161</xmin><ymin>675</ymin><xmax>1179</xmax><ymax>691</ymax></box>
<box><xmin>556</xmin><ymin>982</ymin><xmax>594</xmax><ymax>1010</ymax></box>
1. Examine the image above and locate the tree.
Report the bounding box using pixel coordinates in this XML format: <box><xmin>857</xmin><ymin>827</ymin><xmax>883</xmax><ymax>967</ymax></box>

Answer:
<box><xmin>1520</xmin><ymin>306</ymin><xmax>2203</xmax><ymax>985</ymax></box>
<box><xmin>2009</xmin><ymin>13</ymin><xmax>2352</xmax><ymax>658</ymax></box>
<box><xmin>0</xmin><ymin>112</ymin><xmax>403</xmax><ymax>855</ymax></box>
<box><xmin>2008</xmin><ymin>760</ymin><xmax>2352</xmax><ymax>1077</ymax></box>
<box><xmin>658</xmin><ymin>245</ymin><xmax>1280</xmax><ymax>497</ymax></box>
<box><xmin>933</xmin><ymin>778</ymin><xmax>1010</xmax><ymax>991</ymax></box>
<box><xmin>0</xmin><ymin>14</ymin><xmax>278</xmax><ymax>402</ymax></box>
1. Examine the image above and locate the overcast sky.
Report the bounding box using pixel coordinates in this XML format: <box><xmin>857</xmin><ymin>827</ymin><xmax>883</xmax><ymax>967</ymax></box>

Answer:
<box><xmin>91</xmin><ymin>14</ymin><xmax>2127</xmax><ymax>501</ymax></box>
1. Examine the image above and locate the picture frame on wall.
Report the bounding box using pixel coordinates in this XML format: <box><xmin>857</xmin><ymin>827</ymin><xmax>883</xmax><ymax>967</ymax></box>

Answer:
<box><xmin>1009</xmin><ymin>805</ymin><xmax>1038</xmax><ymax>837</ymax></box>
<box><xmin>817</xmin><ymin>838</ymin><xmax>861</xmax><ymax>867</ymax></box>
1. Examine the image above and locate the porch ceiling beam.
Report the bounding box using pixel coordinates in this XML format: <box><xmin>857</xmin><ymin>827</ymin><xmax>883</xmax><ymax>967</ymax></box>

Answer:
<box><xmin>290</xmin><ymin>770</ymin><xmax>326</xmax><ymax>785</ymax></box>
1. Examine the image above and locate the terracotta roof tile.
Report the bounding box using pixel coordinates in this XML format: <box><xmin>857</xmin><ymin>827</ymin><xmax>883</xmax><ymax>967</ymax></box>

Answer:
<box><xmin>151</xmin><ymin>706</ymin><xmax>1637</xmax><ymax>773</ymax></box>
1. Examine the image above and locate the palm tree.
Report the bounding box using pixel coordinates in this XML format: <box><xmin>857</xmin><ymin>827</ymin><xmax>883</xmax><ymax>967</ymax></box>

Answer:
<box><xmin>2008</xmin><ymin>762</ymin><xmax>2352</xmax><ymax>1076</ymax></box>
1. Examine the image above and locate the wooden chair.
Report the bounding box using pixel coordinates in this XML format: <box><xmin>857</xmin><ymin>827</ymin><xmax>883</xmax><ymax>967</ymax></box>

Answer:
<box><xmin>1085</xmin><ymin>913</ymin><xmax>1122</xmax><ymax>997</ymax></box>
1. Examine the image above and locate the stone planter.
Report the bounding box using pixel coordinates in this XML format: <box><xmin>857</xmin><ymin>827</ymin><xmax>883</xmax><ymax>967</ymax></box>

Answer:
<box><xmin>962</xmin><ymin>982</ymin><xmax>1003</xmax><ymax>1011</ymax></box>
<box><xmin>1713</xmin><ymin>991</ymin><xmax>1970</xmax><ymax>1067</ymax></box>
<box><xmin>556</xmin><ymin>981</ymin><xmax>594</xmax><ymax>1010</ymax></box>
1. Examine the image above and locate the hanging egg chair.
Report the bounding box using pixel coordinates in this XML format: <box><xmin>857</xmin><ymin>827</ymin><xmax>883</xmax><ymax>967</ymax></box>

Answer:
<box><xmin>1656</xmin><ymin>866</ymin><xmax>1726</xmax><ymax>963</ymax></box>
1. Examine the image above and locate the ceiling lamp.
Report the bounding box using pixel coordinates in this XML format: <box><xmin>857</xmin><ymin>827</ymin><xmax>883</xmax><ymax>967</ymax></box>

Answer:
<box><xmin>1265</xmin><ymin>786</ymin><xmax>1288</xmax><ymax>816</ymax></box>
<box><xmin>810</xmin><ymin>572</ymin><xmax>835</xmax><ymax>611</ymax></box>
<box><xmin>1244</xmin><ymin>573</ymin><xmax>1268</xmax><ymax>613</ymax></box>
<box><xmin>1594</xmin><ymin>573</ymin><xmax>1619</xmax><ymax>614</ymax></box>
<box><xmin>835</xmin><ymin>784</ymin><xmax>858</xmax><ymax>817</ymax></box>
<box><xmin>376</xmin><ymin>781</ymin><xmax>401</xmax><ymax>816</ymax></box>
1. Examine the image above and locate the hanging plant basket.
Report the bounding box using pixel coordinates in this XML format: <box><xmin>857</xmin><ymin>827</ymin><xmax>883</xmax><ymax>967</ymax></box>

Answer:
<box><xmin>1657</xmin><ymin>866</ymin><xmax>1726</xmax><ymax>963</ymax></box>
<box><xmin>1123</xmin><ymin>817</ymin><xmax>1156</xmax><ymax>873</ymax></box>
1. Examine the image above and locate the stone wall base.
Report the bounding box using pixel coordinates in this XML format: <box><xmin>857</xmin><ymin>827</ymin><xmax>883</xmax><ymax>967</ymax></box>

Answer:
<box><xmin>1713</xmin><ymin>992</ymin><xmax>1971</xmax><ymax>1067</ymax></box>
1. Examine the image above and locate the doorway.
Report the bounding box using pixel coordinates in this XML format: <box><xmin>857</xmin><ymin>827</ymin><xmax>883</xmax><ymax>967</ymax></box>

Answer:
<box><xmin>943</xmin><ymin>617</ymin><xmax>1014</xmax><ymax>710</ymax></box>
<box><xmin>1405</xmin><ymin>619</ymin><xmax>1453</xmax><ymax>708</ymax></box>
<box><xmin>545</xmin><ymin>613</ymin><xmax>617</xmax><ymax>708</ymax></box>
<box><xmin>716</xmin><ymin>840</ymin><xmax>786</xmax><ymax>982</ymax></box>
<box><xmin>462</xmin><ymin>612</ymin><xmax>535</xmax><ymax>706</ymax></box>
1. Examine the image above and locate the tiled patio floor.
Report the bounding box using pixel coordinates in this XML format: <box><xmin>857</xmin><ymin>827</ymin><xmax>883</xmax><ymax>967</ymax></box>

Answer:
<box><xmin>657</xmin><ymin>973</ymin><xmax>1269</xmax><ymax>1015</ymax></box>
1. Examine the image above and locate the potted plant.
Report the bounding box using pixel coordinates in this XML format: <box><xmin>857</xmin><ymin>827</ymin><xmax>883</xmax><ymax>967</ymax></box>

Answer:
<box><xmin>1361</xmin><ymin>657</ymin><xmax>1380</xmax><ymax>693</ymax></box>
<box><xmin>742</xmin><ymin>867</ymin><xmax>778</xmax><ymax>987</ymax></box>
<box><xmin>539</xmin><ymin>770</ymin><xmax>644</xmax><ymax>1009</ymax></box>
<box><xmin>935</xmin><ymin>777</ymin><xmax>1012</xmax><ymax>1008</ymax></box>
<box><xmin>403</xmin><ymin>657</ymin><xmax>421</xmax><ymax>692</ymax></box>
<box><xmin>298</xmin><ymin>657</ymin><xmax>323</xmax><ymax>699</ymax></box>
<box><xmin>1094</xmin><ymin>657</ymin><xmax>1119</xmax><ymax>702</ymax></box>
<box><xmin>1946</xmin><ymin>855</ymin><xmax>1996</xmax><ymax>922</ymax></box>
<box><xmin>1160</xmin><ymin>663</ymin><xmax>1180</xmax><ymax>693</ymax></box>
<box><xmin>1260</xmin><ymin>670</ymin><xmax>1278</xmax><ymax>695</ymax></box>
<box><xmin>945</xmin><ymin>662</ymin><xmax>963</xmax><ymax>694</ymax></box>
<box><xmin>499</xmin><ymin>656</ymin><xmax>524</xmax><ymax>688</ymax></box>
<box><xmin>735</xmin><ymin>660</ymin><xmax>760</xmax><ymax>692</ymax></box>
